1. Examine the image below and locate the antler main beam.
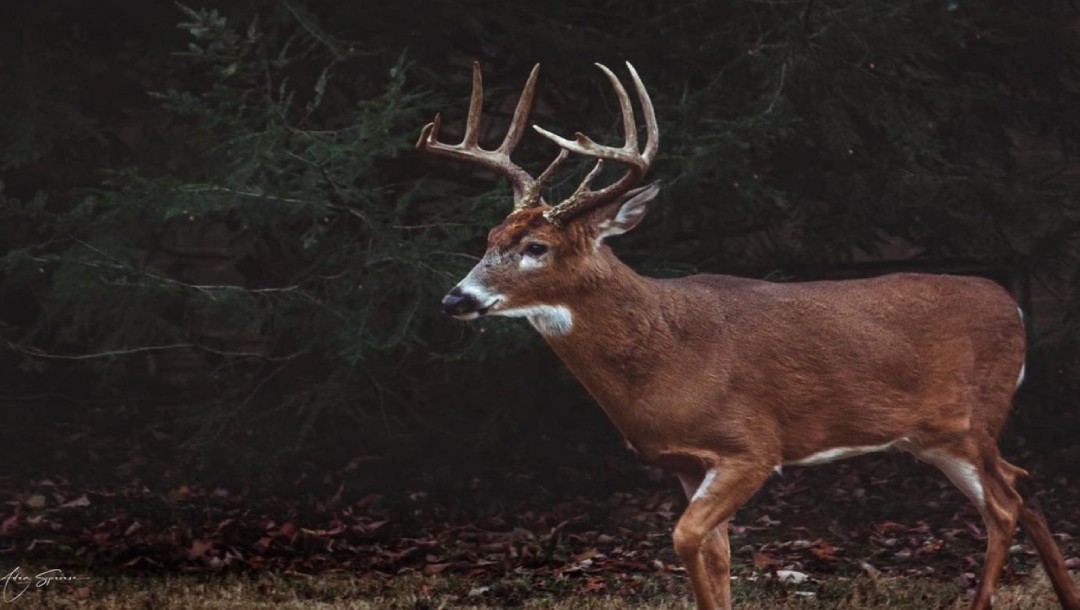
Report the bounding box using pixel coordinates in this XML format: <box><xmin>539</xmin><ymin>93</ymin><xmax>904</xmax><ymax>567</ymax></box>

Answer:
<box><xmin>415</xmin><ymin>62</ymin><xmax>542</xmax><ymax>206</ymax></box>
<box><xmin>534</xmin><ymin>62</ymin><xmax>659</xmax><ymax>226</ymax></box>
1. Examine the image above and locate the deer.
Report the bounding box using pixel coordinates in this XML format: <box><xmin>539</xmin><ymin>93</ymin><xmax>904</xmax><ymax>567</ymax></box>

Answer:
<box><xmin>415</xmin><ymin>61</ymin><xmax>1080</xmax><ymax>610</ymax></box>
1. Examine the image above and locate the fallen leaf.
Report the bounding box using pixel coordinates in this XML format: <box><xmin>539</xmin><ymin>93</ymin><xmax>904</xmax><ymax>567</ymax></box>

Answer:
<box><xmin>468</xmin><ymin>586</ymin><xmax>490</xmax><ymax>597</ymax></box>
<box><xmin>753</xmin><ymin>551</ymin><xmax>777</xmax><ymax>570</ymax></box>
<box><xmin>582</xmin><ymin>576</ymin><xmax>607</xmax><ymax>592</ymax></box>
<box><xmin>776</xmin><ymin>570</ymin><xmax>809</xmax><ymax>584</ymax></box>
<box><xmin>809</xmin><ymin>542</ymin><xmax>838</xmax><ymax>562</ymax></box>
<box><xmin>423</xmin><ymin>562</ymin><xmax>450</xmax><ymax>575</ymax></box>
<box><xmin>0</xmin><ymin>514</ymin><xmax>18</xmax><ymax>535</ymax></box>
<box><xmin>189</xmin><ymin>539</ymin><xmax>213</xmax><ymax>559</ymax></box>
<box><xmin>573</xmin><ymin>548</ymin><xmax>603</xmax><ymax>563</ymax></box>
<box><xmin>60</xmin><ymin>495</ymin><xmax>90</xmax><ymax>509</ymax></box>
<box><xmin>877</xmin><ymin>521</ymin><xmax>909</xmax><ymax>533</ymax></box>
<box><xmin>859</xmin><ymin>560</ymin><xmax>882</xmax><ymax>580</ymax></box>
<box><xmin>277</xmin><ymin>522</ymin><xmax>297</xmax><ymax>539</ymax></box>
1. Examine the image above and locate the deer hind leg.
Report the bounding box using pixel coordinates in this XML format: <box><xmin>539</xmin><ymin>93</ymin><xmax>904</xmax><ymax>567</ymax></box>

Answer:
<box><xmin>999</xmin><ymin>459</ymin><xmax>1080</xmax><ymax>610</ymax></box>
<box><xmin>674</xmin><ymin>462</ymin><xmax>770</xmax><ymax>610</ymax></box>
<box><xmin>916</xmin><ymin>442</ymin><xmax>1022</xmax><ymax>610</ymax></box>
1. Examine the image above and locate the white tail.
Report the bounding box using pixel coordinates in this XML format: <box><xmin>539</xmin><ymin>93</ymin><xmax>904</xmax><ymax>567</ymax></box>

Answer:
<box><xmin>420</xmin><ymin>62</ymin><xmax>1080</xmax><ymax>610</ymax></box>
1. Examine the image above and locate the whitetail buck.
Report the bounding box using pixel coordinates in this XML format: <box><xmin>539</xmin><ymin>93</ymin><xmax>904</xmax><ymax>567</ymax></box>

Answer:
<box><xmin>416</xmin><ymin>62</ymin><xmax>1080</xmax><ymax>610</ymax></box>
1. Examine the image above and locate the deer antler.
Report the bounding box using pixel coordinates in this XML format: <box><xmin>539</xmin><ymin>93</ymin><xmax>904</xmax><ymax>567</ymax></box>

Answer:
<box><xmin>416</xmin><ymin>62</ymin><xmax>554</xmax><ymax>209</ymax></box>
<box><xmin>533</xmin><ymin>62</ymin><xmax>659</xmax><ymax>227</ymax></box>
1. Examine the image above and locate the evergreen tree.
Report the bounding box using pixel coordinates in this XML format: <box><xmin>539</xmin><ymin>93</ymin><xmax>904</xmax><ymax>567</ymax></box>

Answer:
<box><xmin>2</xmin><ymin>0</ymin><xmax>1079</xmax><ymax>463</ymax></box>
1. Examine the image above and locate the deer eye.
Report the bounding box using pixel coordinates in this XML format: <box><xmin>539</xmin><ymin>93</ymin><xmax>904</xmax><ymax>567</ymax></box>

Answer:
<box><xmin>524</xmin><ymin>243</ymin><xmax>549</xmax><ymax>257</ymax></box>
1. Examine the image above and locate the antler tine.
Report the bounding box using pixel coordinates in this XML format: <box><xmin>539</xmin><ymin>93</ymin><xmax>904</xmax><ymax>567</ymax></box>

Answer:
<box><xmin>571</xmin><ymin>160</ymin><xmax>606</xmax><ymax>197</ymax></box>
<box><xmin>415</xmin><ymin>62</ymin><xmax>540</xmax><ymax>205</ymax></box>
<box><xmin>517</xmin><ymin>148</ymin><xmax>570</xmax><ymax>210</ymax></box>
<box><xmin>498</xmin><ymin>64</ymin><xmax>540</xmax><ymax>155</ymax></box>
<box><xmin>414</xmin><ymin>113</ymin><xmax>441</xmax><ymax>149</ymax></box>
<box><xmin>596</xmin><ymin>63</ymin><xmax>637</xmax><ymax>151</ymax></box>
<box><xmin>463</xmin><ymin>62</ymin><xmax>484</xmax><ymax>147</ymax></box>
<box><xmin>625</xmin><ymin>61</ymin><xmax>658</xmax><ymax>164</ymax></box>
<box><xmin>535</xmin><ymin>62</ymin><xmax>659</xmax><ymax>226</ymax></box>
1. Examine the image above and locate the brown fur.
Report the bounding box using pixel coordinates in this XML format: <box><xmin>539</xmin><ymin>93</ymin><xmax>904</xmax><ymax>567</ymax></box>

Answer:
<box><xmin>486</xmin><ymin>210</ymin><xmax>548</xmax><ymax>249</ymax></box>
<box><xmin>463</xmin><ymin>207</ymin><xmax>1080</xmax><ymax>610</ymax></box>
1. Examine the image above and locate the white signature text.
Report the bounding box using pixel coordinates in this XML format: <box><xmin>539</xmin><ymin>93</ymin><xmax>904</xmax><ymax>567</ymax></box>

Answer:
<box><xmin>0</xmin><ymin>567</ymin><xmax>84</xmax><ymax>603</ymax></box>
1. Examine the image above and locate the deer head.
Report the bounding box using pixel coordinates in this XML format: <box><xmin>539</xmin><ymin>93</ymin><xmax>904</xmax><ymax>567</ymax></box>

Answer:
<box><xmin>416</xmin><ymin>62</ymin><xmax>659</xmax><ymax>335</ymax></box>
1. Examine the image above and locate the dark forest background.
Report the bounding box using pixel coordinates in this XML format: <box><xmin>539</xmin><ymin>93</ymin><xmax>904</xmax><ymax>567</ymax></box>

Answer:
<box><xmin>2</xmin><ymin>0</ymin><xmax>1080</xmax><ymax>581</ymax></box>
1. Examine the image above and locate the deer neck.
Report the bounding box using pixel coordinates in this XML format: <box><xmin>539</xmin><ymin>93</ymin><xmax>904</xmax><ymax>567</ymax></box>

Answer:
<box><xmin>537</xmin><ymin>249</ymin><xmax>678</xmax><ymax>414</ymax></box>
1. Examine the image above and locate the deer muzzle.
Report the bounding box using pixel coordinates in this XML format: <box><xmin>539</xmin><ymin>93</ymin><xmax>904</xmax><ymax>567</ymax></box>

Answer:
<box><xmin>441</xmin><ymin>286</ymin><xmax>487</xmax><ymax>319</ymax></box>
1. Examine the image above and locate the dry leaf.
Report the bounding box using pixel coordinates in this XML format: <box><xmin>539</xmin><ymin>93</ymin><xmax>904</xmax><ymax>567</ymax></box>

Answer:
<box><xmin>60</xmin><ymin>495</ymin><xmax>90</xmax><ymax>509</ymax></box>
<box><xmin>189</xmin><ymin>539</ymin><xmax>213</xmax><ymax>559</ymax></box>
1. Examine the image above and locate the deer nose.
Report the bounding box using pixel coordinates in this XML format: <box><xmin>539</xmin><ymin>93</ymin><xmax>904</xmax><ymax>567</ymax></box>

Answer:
<box><xmin>441</xmin><ymin>287</ymin><xmax>479</xmax><ymax>316</ymax></box>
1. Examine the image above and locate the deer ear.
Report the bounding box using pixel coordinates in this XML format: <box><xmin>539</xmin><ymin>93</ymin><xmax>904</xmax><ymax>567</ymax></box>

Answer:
<box><xmin>593</xmin><ymin>183</ymin><xmax>660</xmax><ymax>241</ymax></box>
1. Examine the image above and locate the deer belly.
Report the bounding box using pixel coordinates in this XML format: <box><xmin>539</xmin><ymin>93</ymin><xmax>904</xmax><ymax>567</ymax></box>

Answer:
<box><xmin>784</xmin><ymin>441</ymin><xmax>904</xmax><ymax>466</ymax></box>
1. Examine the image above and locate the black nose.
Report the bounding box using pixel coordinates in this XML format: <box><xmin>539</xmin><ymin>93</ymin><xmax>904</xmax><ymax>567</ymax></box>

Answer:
<box><xmin>441</xmin><ymin>287</ymin><xmax>479</xmax><ymax>316</ymax></box>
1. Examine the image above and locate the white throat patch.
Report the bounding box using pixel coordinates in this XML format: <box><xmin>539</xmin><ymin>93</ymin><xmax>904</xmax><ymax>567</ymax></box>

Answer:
<box><xmin>494</xmin><ymin>305</ymin><xmax>574</xmax><ymax>337</ymax></box>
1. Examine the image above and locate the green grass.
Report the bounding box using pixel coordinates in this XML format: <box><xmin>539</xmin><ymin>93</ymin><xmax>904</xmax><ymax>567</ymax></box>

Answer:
<box><xmin>15</xmin><ymin>570</ymin><xmax>1077</xmax><ymax>609</ymax></box>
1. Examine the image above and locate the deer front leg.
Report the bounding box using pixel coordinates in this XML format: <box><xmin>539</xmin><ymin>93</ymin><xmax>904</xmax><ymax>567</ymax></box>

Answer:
<box><xmin>673</xmin><ymin>461</ymin><xmax>771</xmax><ymax>610</ymax></box>
<box><xmin>703</xmin><ymin>521</ymin><xmax>733</xmax><ymax>609</ymax></box>
<box><xmin>673</xmin><ymin>470</ymin><xmax>734</xmax><ymax>604</ymax></box>
<box><xmin>678</xmin><ymin>475</ymin><xmax>734</xmax><ymax>608</ymax></box>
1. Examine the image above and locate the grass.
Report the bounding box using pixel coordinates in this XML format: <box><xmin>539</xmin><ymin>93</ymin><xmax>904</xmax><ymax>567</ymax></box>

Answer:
<box><xmin>15</xmin><ymin>570</ymin><xmax>1078</xmax><ymax>610</ymax></box>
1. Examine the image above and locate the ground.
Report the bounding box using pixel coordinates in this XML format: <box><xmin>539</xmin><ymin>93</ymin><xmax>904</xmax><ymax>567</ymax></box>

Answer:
<box><xmin>9</xmin><ymin>572</ymin><xmax>1080</xmax><ymax>609</ymax></box>
<box><xmin>1</xmin><ymin>403</ymin><xmax>1077</xmax><ymax>609</ymax></box>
